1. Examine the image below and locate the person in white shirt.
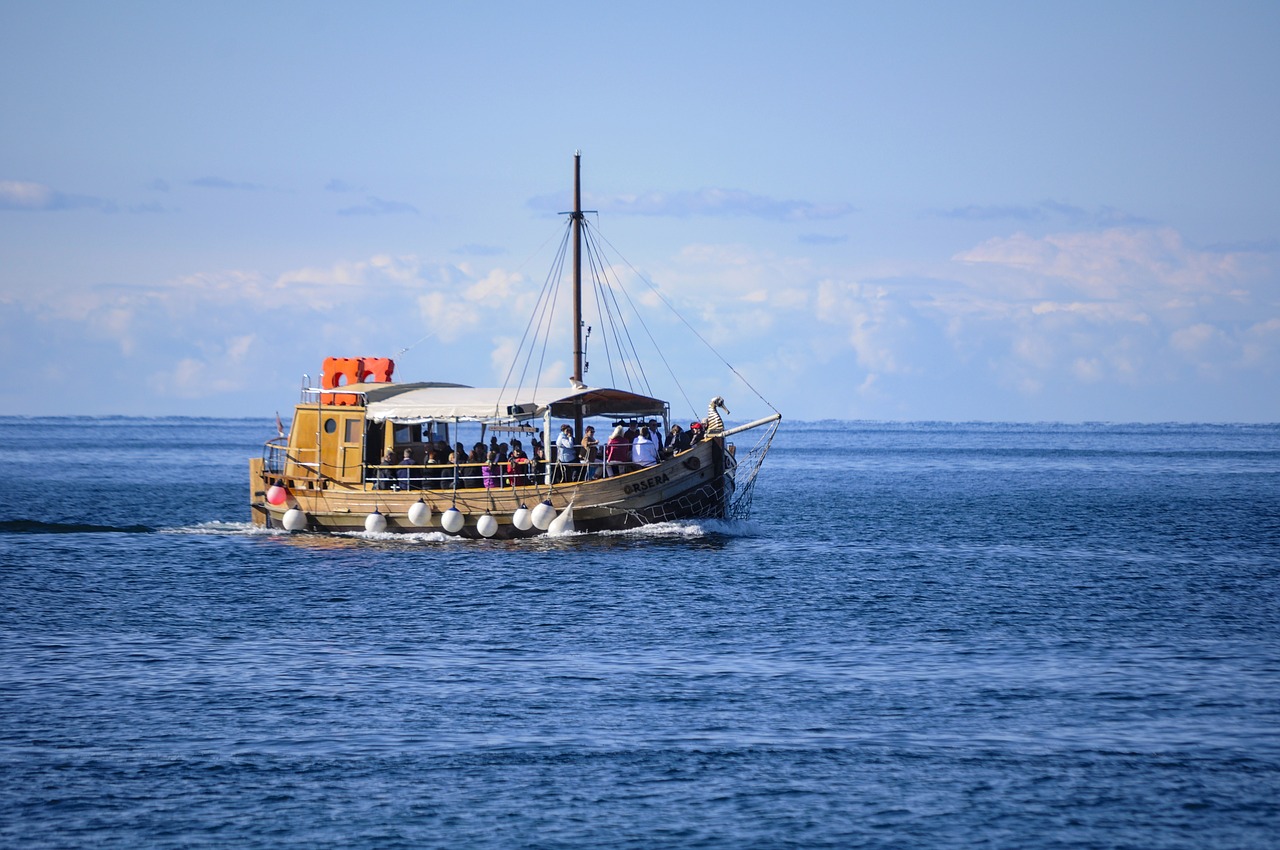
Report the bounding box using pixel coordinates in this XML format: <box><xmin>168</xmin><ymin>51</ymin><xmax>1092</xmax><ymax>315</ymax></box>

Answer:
<box><xmin>631</xmin><ymin>426</ymin><xmax>659</xmax><ymax>467</ymax></box>
<box><xmin>555</xmin><ymin>424</ymin><xmax>580</xmax><ymax>482</ymax></box>
<box><xmin>646</xmin><ymin>419</ymin><xmax>663</xmax><ymax>451</ymax></box>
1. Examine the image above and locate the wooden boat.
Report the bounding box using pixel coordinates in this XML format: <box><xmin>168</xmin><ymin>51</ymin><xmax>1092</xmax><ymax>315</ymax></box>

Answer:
<box><xmin>248</xmin><ymin>156</ymin><xmax>781</xmax><ymax>538</ymax></box>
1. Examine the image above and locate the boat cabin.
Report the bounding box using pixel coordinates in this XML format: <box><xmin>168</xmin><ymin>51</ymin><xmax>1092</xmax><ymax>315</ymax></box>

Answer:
<box><xmin>270</xmin><ymin>362</ymin><xmax>672</xmax><ymax>492</ymax></box>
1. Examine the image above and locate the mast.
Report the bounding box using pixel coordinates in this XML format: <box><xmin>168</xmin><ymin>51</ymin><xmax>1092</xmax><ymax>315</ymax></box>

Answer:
<box><xmin>571</xmin><ymin>152</ymin><xmax>584</xmax><ymax>385</ymax></box>
<box><xmin>571</xmin><ymin>152</ymin><xmax>584</xmax><ymax>438</ymax></box>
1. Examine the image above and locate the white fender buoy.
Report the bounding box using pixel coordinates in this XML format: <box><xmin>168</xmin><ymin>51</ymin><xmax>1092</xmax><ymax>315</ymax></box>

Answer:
<box><xmin>530</xmin><ymin>499</ymin><xmax>556</xmax><ymax>531</ymax></box>
<box><xmin>441</xmin><ymin>506</ymin><xmax>465</xmax><ymax>534</ymax></box>
<box><xmin>282</xmin><ymin>508</ymin><xmax>306</xmax><ymax>532</ymax></box>
<box><xmin>476</xmin><ymin>513</ymin><xmax>498</xmax><ymax>538</ymax></box>
<box><xmin>407</xmin><ymin>498</ymin><xmax>432</xmax><ymax>527</ymax></box>
<box><xmin>266</xmin><ymin>484</ymin><xmax>288</xmax><ymax>506</ymax></box>
<box><xmin>547</xmin><ymin>502</ymin><xmax>576</xmax><ymax>535</ymax></box>
<box><xmin>364</xmin><ymin>510</ymin><xmax>387</xmax><ymax>534</ymax></box>
<box><xmin>512</xmin><ymin>504</ymin><xmax>533</xmax><ymax>531</ymax></box>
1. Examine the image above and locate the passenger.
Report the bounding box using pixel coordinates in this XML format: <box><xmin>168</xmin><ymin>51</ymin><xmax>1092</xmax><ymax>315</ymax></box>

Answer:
<box><xmin>495</xmin><ymin>442</ymin><xmax>509</xmax><ymax>488</ymax></box>
<box><xmin>376</xmin><ymin>448</ymin><xmax>397</xmax><ymax>490</ymax></box>
<box><xmin>555</xmin><ymin>424</ymin><xmax>579</xmax><ymax>482</ymax></box>
<box><xmin>482</xmin><ymin>451</ymin><xmax>500</xmax><ymax>489</ymax></box>
<box><xmin>605</xmin><ymin>425</ymin><xmax>631</xmax><ymax>477</ymax></box>
<box><xmin>581</xmin><ymin>425</ymin><xmax>599</xmax><ymax>480</ymax></box>
<box><xmin>667</xmin><ymin>424</ymin><xmax>690</xmax><ymax>454</ymax></box>
<box><xmin>531</xmin><ymin>436</ymin><xmax>546</xmax><ymax>479</ymax></box>
<box><xmin>689</xmin><ymin>421</ymin><xmax>704</xmax><ymax>445</ymax></box>
<box><xmin>437</xmin><ymin>441</ymin><xmax>456</xmax><ymax>489</ymax></box>
<box><xmin>466</xmin><ymin>443</ymin><xmax>487</xmax><ymax>488</ymax></box>
<box><xmin>508</xmin><ymin>444</ymin><xmax>532</xmax><ymax>486</ymax></box>
<box><xmin>647</xmin><ymin>419</ymin><xmax>664</xmax><ymax>450</ymax></box>
<box><xmin>398</xmin><ymin>447</ymin><xmax>416</xmax><ymax>490</ymax></box>
<box><xmin>445</xmin><ymin>441</ymin><xmax>467</xmax><ymax>490</ymax></box>
<box><xmin>632</xmin><ymin>426</ymin><xmax>660</xmax><ymax>468</ymax></box>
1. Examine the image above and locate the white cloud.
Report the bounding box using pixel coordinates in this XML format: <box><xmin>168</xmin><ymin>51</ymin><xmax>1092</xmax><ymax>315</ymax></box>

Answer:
<box><xmin>465</xmin><ymin>267</ymin><xmax>525</xmax><ymax>302</ymax></box>
<box><xmin>416</xmin><ymin>291</ymin><xmax>483</xmax><ymax>342</ymax></box>
<box><xmin>1170</xmin><ymin>322</ymin><xmax>1223</xmax><ymax>354</ymax></box>
<box><xmin>6</xmin><ymin>223</ymin><xmax>1277</xmax><ymax>419</ymax></box>
<box><xmin>0</xmin><ymin>179</ymin><xmax>115</xmax><ymax>212</ymax></box>
<box><xmin>955</xmin><ymin>227</ymin><xmax>1246</xmax><ymax>300</ymax></box>
<box><xmin>147</xmin><ymin>334</ymin><xmax>258</xmax><ymax>398</ymax></box>
<box><xmin>0</xmin><ymin>180</ymin><xmax>55</xmax><ymax>209</ymax></box>
<box><xmin>639</xmin><ymin>224</ymin><xmax>1279</xmax><ymax>417</ymax></box>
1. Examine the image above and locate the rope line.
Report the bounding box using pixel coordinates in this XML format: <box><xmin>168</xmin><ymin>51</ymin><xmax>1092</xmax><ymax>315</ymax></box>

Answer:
<box><xmin>593</xmin><ymin>227</ymin><xmax>780</xmax><ymax>416</ymax></box>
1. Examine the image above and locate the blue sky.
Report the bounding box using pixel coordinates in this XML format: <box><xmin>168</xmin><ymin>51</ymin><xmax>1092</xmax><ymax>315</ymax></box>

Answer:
<box><xmin>2</xmin><ymin>1</ymin><xmax>1277</xmax><ymax>422</ymax></box>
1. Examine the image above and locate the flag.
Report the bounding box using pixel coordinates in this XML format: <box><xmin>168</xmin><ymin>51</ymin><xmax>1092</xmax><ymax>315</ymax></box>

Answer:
<box><xmin>275</xmin><ymin>411</ymin><xmax>285</xmax><ymax>438</ymax></box>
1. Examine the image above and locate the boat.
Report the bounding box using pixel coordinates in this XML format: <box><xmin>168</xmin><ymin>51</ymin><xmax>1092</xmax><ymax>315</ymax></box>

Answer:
<box><xmin>248</xmin><ymin>155</ymin><xmax>782</xmax><ymax>538</ymax></box>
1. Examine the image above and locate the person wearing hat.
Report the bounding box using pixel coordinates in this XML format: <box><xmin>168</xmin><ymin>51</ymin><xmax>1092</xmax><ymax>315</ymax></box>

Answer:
<box><xmin>689</xmin><ymin>421</ymin><xmax>704</xmax><ymax>445</ymax></box>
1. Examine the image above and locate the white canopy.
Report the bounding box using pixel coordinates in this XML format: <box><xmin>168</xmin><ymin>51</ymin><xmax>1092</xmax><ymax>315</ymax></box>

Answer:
<box><xmin>365</xmin><ymin>386</ymin><xmax>555</xmax><ymax>422</ymax></box>
<box><xmin>357</xmin><ymin>383</ymin><xmax>667</xmax><ymax>424</ymax></box>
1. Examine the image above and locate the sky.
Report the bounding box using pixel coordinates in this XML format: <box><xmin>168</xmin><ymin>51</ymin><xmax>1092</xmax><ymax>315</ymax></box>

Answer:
<box><xmin>2</xmin><ymin>0</ymin><xmax>1278</xmax><ymax>423</ymax></box>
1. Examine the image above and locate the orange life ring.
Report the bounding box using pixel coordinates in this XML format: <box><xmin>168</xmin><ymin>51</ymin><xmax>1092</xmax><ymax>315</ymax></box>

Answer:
<box><xmin>320</xmin><ymin>357</ymin><xmax>362</xmax><ymax>405</ymax></box>
<box><xmin>320</xmin><ymin>357</ymin><xmax>397</xmax><ymax>404</ymax></box>
<box><xmin>359</xmin><ymin>357</ymin><xmax>395</xmax><ymax>383</ymax></box>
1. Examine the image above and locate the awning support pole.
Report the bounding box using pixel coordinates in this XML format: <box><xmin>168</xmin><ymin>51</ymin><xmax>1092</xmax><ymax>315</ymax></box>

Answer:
<box><xmin>543</xmin><ymin>410</ymin><xmax>553</xmax><ymax>486</ymax></box>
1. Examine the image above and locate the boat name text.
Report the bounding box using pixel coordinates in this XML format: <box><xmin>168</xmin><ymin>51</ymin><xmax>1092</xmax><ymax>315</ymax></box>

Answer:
<box><xmin>623</xmin><ymin>472</ymin><xmax>670</xmax><ymax>495</ymax></box>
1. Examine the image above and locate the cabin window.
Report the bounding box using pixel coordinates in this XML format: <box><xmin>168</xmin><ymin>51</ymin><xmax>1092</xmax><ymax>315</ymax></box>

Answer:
<box><xmin>323</xmin><ymin>417</ymin><xmax>337</xmax><ymax>434</ymax></box>
<box><xmin>416</xmin><ymin>421</ymin><xmax>446</xmax><ymax>444</ymax></box>
<box><xmin>344</xmin><ymin>419</ymin><xmax>361</xmax><ymax>443</ymax></box>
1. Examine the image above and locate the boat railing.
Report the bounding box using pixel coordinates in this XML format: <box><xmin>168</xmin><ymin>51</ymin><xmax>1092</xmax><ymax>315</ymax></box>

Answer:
<box><xmin>364</xmin><ymin>461</ymin><xmax>550</xmax><ymax>490</ymax></box>
<box><xmin>298</xmin><ymin>373</ymin><xmax>318</xmax><ymax>404</ymax></box>
<box><xmin>262</xmin><ymin>439</ymin><xmax>323</xmax><ymax>481</ymax></box>
<box><xmin>262</xmin><ymin>438</ymin><xmax>289</xmax><ymax>475</ymax></box>
<box><xmin>361</xmin><ymin>458</ymin><xmax>630</xmax><ymax>490</ymax></box>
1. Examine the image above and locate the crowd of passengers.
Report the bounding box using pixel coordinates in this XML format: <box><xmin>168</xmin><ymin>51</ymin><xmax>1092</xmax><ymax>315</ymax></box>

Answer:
<box><xmin>374</xmin><ymin>418</ymin><xmax>708</xmax><ymax>490</ymax></box>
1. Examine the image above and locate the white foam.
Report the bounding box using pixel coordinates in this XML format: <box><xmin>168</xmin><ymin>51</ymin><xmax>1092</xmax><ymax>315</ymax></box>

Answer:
<box><xmin>336</xmin><ymin>530</ymin><xmax>453</xmax><ymax>543</ymax></box>
<box><xmin>594</xmin><ymin>518</ymin><xmax>759</xmax><ymax>539</ymax></box>
<box><xmin>163</xmin><ymin>521</ymin><xmax>280</xmax><ymax>536</ymax></box>
<box><xmin>160</xmin><ymin>518</ymin><xmax>761</xmax><ymax>542</ymax></box>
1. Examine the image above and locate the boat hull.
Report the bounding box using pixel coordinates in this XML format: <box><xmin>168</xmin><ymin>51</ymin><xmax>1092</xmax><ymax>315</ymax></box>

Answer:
<box><xmin>250</xmin><ymin>438</ymin><xmax>732</xmax><ymax>538</ymax></box>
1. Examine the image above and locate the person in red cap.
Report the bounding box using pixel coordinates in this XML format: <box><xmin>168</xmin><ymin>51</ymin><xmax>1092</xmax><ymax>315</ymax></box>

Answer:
<box><xmin>689</xmin><ymin>421</ymin><xmax>704</xmax><ymax>445</ymax></box>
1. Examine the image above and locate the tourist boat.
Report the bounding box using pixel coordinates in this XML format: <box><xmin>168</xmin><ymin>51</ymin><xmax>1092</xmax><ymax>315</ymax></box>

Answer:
<box><xmin>248</xmin><ymin>155</ymin><xmax>782</xmax><ymax>538</ymax></box>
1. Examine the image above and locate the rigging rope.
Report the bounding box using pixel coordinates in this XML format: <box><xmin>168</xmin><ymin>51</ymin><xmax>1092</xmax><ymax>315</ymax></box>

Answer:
<box><xmin>592</xmin><ymin>227</ymin><xmax>781</xmax><ymax>417</ymax></box>
<box><xmin>457</xmin><ymin>212</ymin><xmax>782</xmax><ymax>427</ymax></box>
<box><xmin>500</xmin><ymin>225</ymin><xmax>571</xmax><ymax>401</ymax></box>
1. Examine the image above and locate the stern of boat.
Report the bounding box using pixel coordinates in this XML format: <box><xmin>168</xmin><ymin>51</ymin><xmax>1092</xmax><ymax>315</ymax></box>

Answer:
<box><xmin>249</xmin><ymin>457</ymin><xmax>269</xmax><ymax>527</ymax></box>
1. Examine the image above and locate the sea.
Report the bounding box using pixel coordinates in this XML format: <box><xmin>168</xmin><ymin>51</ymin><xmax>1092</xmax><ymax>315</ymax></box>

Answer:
<box><xmin>1</xmin><ymin>417</ymin><xmax>1278</xmax><ymax>849</ymax></box>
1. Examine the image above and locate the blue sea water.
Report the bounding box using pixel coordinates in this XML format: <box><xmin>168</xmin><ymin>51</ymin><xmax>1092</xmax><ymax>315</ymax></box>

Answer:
<box><xmin>1</xmin><ymin>417</ymin><xmax>1278</xmax><ymax>849</ymax></box>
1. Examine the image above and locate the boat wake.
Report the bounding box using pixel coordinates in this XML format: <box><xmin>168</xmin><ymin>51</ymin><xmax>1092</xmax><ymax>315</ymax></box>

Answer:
<box><xmin>337</xmin><ymin>530</ymin><xmax>455</xmax><ymax>543</ymax></box>
<box><xmin>152</xmin><ymin>518</ymin><xmax>761</xmax><ymax>542</ymax></box>
<box><xmin>0</xmin><ymin>519</ymin><xmax>155</xmax><ymax>535</ymax></box>
<box><xmin>594</xmin><ymin>518</ymin><xmax>761</xmax><ymax>539</ymax></box>
<box><xmin>163</xmin><ymin>521</ymin><xmax>280</xmax><ymax>536</ymax></box>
